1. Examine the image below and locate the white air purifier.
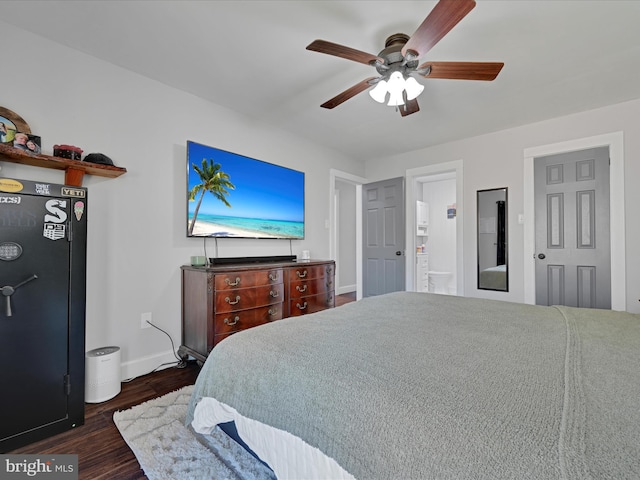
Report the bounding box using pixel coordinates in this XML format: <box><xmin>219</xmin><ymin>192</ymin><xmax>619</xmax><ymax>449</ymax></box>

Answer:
<box><xmin>85</xmin><ymin>346</ymin><xmax>121</xmax><ymax>403</ymax></box>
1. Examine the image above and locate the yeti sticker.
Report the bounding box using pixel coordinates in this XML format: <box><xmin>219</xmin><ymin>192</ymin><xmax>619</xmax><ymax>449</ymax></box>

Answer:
<box><xmin>43</xmin><ymin>199</ymin><xmax>68</xmax><ymax>241</ymax></box>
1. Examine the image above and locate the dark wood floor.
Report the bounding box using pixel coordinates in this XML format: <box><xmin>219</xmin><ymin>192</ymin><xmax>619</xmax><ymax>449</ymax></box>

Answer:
<box><xmin>335</xmin><ymin>290</ymin><xmax>356</xmax><ymax>306</ymax></box>
<box><xmin>10</xmin><ymin>361</ymin><xmax>201</xmax><ymax>480</ymax></box>
<box><xmin>9</xmin><ymin>292</ymin><xmax>357</xmax><ymax>479</ymax></box>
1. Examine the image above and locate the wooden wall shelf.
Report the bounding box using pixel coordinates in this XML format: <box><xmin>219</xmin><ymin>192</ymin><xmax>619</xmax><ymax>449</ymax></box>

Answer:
<box><xmin>0</xmin><ymin>143</ymin><xmax>126</xmax><ymax>187</ymax></box>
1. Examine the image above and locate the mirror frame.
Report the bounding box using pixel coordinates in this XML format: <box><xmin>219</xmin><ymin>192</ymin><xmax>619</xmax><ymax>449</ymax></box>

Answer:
<box><xmin>477</xmin><ymin>187</ymin><xmax>508</xmax><ymax>291</ymax></box>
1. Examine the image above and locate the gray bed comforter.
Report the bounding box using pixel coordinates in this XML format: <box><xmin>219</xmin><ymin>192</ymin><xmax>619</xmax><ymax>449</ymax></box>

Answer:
<box><xmin>186</xmin><ymin>292</ymin><xmax>640</xmax><ymax>479</ymax></box>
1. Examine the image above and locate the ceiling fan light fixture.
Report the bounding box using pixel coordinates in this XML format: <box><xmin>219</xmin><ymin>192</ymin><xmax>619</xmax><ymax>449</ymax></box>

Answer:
<box><xmin>308</xmin><ymin>0</ymin><xmax>504</xmax><ymax>115</ymax></box>
<box><xmin>387</xmin><ymin>90</ymin><xmax>405</xmax><ymax>107</ymax></box>
<box><xmin>386</xmin><ymin>72</ymin><xmax>406</xmax><ymax>106</ymax></box>
<box><xmin>404</xmin><ymin>76</ymin><xmax>424</xmax><ymax>101</ymax></box>
<box><xmin>369</xmin><ymin>80</ymin><xmax>388</xmax><ymax>103</ymax></box>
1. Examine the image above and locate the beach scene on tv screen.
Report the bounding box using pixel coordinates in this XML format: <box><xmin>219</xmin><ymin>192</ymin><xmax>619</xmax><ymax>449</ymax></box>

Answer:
<box><xmin>187</xmin><ymin>142</ymin><xmax>304</xmax><ymax>238</ymax></box>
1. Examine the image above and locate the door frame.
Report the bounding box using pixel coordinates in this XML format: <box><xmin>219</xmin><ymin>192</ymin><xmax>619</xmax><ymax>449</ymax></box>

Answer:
<box><xmin>406</xmin><ymin>160</ymin><xmax>464</xmax><ymax>295</ymax></box>
<box><xmin>523</xmin><ymin>131</ymin><xmax>625</xmax><ymax>309</ymax></box>
<box><xmin>330</xmin><ymin>169</ymin><xmax>367</xmax><ymax>300</ymax></box>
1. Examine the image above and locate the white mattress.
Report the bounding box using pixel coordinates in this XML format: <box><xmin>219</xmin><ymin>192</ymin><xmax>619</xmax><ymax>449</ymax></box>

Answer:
<box><xmin>192</xmin><ymin>396</ymin><xmax>355</xmax><ymax>480</ymax></box>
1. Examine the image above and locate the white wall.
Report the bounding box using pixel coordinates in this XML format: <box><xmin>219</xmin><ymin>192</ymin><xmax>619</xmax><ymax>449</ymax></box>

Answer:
<box><xmin>0</xmin><ymin>22</ymin><xmax>365</xmax><ymax>378</ymax></box>
<box><xmin>365</xmin><ymin>98</ymin><xmax>640</xmax><ymax>312</ymax></box>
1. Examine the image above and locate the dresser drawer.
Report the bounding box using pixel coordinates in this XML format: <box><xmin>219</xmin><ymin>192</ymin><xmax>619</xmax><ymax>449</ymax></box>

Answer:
<box><xmin>214</xmin><ymin>269</ymin><xmax>283</xmax><ymax>291</ymax></box>
<box><xmin>214</xmin><ymin>304</ymin><xmax>283</xmax><ymax>335</ymax></box>
<box><xmin>289</xmin><ymin>292</ymin><xmax>335</xmax><ymax>316</ymax></box>
<box><xmin>289</xmin><ymin>264</ymin><xmax>332</xmax><ymax>282</ymax></box>
<box><xmin>290</xmin><ymin>276</ymin><xmax>334</xmax><ymax>298</ymax></box>
<box><xmin>215</xmin><ymin>283</ymin><xmax>284</xmax><ymax>313</ymax></box>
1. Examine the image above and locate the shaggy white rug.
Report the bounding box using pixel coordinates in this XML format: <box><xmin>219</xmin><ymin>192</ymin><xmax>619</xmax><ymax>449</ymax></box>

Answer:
<box><xmin>113</xmin><ymin>385</ymin><xmax>274</xmax><ymax>480</ymax></box>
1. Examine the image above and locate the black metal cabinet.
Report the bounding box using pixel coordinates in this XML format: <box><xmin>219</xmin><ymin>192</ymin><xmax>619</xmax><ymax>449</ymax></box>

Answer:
<box><xmin>0</xmin><ymin>178</ymin><xmax>87</xmax><ymax>452</ymax></box>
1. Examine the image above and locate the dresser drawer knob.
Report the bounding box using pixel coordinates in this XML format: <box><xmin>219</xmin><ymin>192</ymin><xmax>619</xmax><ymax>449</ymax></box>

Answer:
<box><xmin>225</xmin><ymin>277</ymin><xmax>241</xmax><ymax>287</ymax></box>
<box><xmin>296</xmin><ymin>270</ymin><xmax>308</xmax><ymax>278</ymax></box>
<box><xmin>296</xmin><ymin>284</ymin><xmax>307</xmax><ymax>293</ymax></box>
<box><xmin>296</xmin><ymin>301</ymin><xmax>308</xmax><ymax>310</ymax></box>
<box><xmin>269</xmin><ymin>290</ymin><xmax>280</xmax><ymax>298</ymax></box>
<box><xmin>224</xmin><ymin>316</ymin><xmax>240</xmax><ymax>326</ymax></box>
<box><xmin>268</xmin><ymin>308</ymin><xmax>279</xmax><ymax>316</ymax></box>
<box><xmin>225</xmin><ymin>295</ymin><xmax>241</xmax><ymax>305</ymax></box>
<box><xmin>268</xmin><ymin>272</ymin><xmax>278</xmax><ymax>281</ymax></box>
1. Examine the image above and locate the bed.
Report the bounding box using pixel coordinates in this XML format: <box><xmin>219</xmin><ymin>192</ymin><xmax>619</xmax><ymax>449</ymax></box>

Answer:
<box><xmin>187</xmin><ymin>291</ymin><xmax>640</xmax><ymax>479</ymax></box>
<box><xmin>479</xmin><ymin>264</ymin><xmax>507</xmax><ymax>290</ymax></box>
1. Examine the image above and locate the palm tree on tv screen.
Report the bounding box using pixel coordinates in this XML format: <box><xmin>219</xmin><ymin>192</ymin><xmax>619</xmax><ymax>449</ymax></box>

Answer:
<box><xmin>188</xmin><ymin>159</ymin><xmax>235</xmax><ymax>235</ymax></box>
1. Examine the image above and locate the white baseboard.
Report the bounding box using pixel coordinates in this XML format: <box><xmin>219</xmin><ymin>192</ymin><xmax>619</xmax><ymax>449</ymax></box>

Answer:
<box><xmin>119</xmin><ymin>349</ymin><xmax>181</xmax><ymax>382</ymax></box>
<box><xmin>336</xmin><ymin>284</ymin><xmax>356</xmax><ymax>295</ymax></box>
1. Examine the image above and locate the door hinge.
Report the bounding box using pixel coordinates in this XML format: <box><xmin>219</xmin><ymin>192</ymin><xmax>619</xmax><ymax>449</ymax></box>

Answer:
<box><xmin>64</xmin><ymin>374</ymin><xmax>71</xmax><ymax>395</ymax></box>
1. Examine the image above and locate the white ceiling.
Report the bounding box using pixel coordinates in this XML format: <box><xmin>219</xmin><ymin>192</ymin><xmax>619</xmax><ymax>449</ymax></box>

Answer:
<box><xmin>2</xmin><ymin>1</ymin><xmax>639</xmax><ymax>161</ymax></box>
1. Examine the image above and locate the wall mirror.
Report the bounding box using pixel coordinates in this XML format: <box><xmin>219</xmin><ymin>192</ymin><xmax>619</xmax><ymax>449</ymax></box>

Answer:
<box><xmin>477</xmin><ymin>187</ymin><xmax>508</xmax><ymax>291</ymax></box>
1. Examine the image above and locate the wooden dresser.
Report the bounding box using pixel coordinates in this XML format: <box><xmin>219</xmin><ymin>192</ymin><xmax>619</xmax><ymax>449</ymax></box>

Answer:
<box><xmin>179</xmin><ymin>259</ymin><xmax>335</xmax><ymax>362</ymax></box>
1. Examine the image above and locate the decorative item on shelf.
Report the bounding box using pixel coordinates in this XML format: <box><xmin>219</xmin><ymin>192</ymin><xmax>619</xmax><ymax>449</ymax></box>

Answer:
<box><xmin>0</xmin><ymin>106</ymin><xmax>31</xmax><ymax>144</ymax></box>
<box><xmin>53</xmin><ymin>144</ymin><xmax>83</xmax><ymax>161</ymax></box>
<box><xmin>84</xmin><ymin>153</ymin><xmax>114</xmax><ymax>166</ymax></box>
<box><xmin>13</xmin><ymin>132</ymin><xmax>41</xmax><ymax>154</ymax></box>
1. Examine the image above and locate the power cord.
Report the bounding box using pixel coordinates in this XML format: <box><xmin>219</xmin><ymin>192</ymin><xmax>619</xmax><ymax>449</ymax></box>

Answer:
<box><xmin>122</xmin><ymin>320</ymin><xmax>186</xmax><ymax>383</ymax></box>
<box><xmin>203</xmin><ymin>236</ymin><xmax>208</xmax><ymax>265</ymax></box>
<box><xmin>146</xmin><ymin>320</ymin><xmax>182</xmax><ymax>362</ymax></box>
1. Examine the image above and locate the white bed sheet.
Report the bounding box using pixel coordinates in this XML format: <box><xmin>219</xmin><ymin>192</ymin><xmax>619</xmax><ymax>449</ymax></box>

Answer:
<box><xmin>192</xmin><ymin>396</ymin><xmax>355</xmax><ymax>480</ymax></box>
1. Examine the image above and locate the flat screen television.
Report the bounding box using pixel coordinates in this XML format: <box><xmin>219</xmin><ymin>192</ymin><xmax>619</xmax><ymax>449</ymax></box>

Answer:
<box><xmin>187</xmin><ymin>141</ymin><xmax>305</xmax><ymax>239</ymax></box>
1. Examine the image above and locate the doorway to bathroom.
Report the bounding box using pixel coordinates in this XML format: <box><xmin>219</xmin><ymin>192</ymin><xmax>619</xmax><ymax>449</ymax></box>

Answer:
<box><xmin>406</xmin><ymin>161</ymin><xmax>463</xmax><ymax>296</ymax></box>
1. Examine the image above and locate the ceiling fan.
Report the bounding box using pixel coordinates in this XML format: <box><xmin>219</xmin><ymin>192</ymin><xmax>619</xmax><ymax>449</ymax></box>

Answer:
<box><xmin>306</xmin><ymin>0</ymin><xmax>504</xmax><ymax>117</ymax></box>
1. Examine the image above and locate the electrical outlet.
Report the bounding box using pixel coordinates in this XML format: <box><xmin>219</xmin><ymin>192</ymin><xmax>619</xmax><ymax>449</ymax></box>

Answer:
<box><xmin>141</xmin><ymin>312</ymin><xmax>152</xmax><ymax>329</ymax></box>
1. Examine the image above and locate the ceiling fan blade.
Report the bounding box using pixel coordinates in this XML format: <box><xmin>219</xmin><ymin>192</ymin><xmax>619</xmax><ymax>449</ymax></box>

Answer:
<box><xmin>320</xmin><ymin>77</ymin><xmax>377</xmax><ymax>109</ymax></box>
<box><xmin>417</xmin><ymin>61</ymin><xmax>504</xmax><ymax>80</ymax></box>
<box><xmin>307</xmin><ymin>40</ymin><xmax>383</xmax><ymax>66</ymax></box>
<box><xmin>399</xmin><ymin>98</ymin><xmax>420</xmax><ymax>117</ymax></box>
<box><xmin>402</xmin><ymin>0</ymin><xmax>476</xmax><ymax>59</ymax></box>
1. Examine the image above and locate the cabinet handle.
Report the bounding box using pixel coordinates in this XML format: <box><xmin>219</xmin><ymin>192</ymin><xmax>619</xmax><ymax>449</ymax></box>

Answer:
<box><xmin>224</xmin><ymin>316</ymin><xmax>239</xmax><ymax>326</ymax></box>
<box><xmin>296</xmin><ymin>284</ymin><xmax>307</xmax><ymax>293</ymax></box>
<box><xmin>225</xmin><ymin>295</ymin><xmax>241</xmax><ymax>305</ymax></box>
<box><xmin>268</xmin><ymin>272</ymin><xmax>278</xmax><ymax>281</ymax></box>
<box><xmin>225</xmin><ymin>277</ymin><xmax>241</xmax><ymax>287</ymax></box>
<box><xmin>269</xmin><ymin>290</ymin><xmax>279</xmax><ymax>298</ymax></box>
<box><xmin>296</xmin><ymin>270</ymin><xmax>307</xmax><ymax>278</ymax></box>
<box><xmin>296</xmin><ymin>301</ymin><xmax>308</xmax><ymax>310</ymax></box>
<box><xmin>268</xmin><ymin>308</ymin><xmax>279</xmax><ymax>316</ymax></box>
